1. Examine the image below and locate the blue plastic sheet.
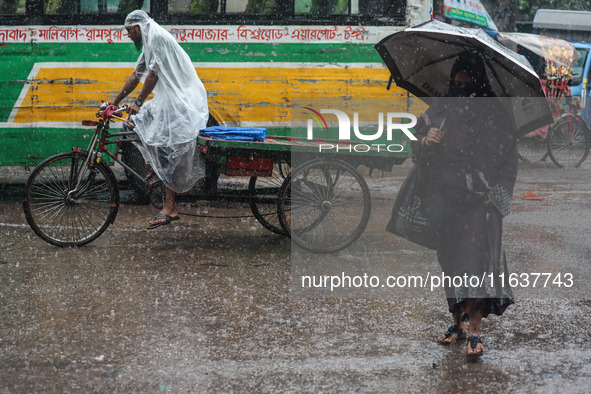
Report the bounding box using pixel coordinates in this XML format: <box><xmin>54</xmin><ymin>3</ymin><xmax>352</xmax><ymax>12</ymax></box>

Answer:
<box><xmin>200</xmin><ymin>126</ymin><xmax>267</xmax><ymax>142</ymax></box>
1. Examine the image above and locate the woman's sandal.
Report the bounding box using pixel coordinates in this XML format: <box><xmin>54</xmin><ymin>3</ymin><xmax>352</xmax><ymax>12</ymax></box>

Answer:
<box><xmin>466</xmin><ymin>334</ymin><xmax>484</xmax><ymax>358</ymax></box>
<box><xmin>437</xmin><ymin>324</ymin><xmax>467</xmax><ymax>345</ymax></box>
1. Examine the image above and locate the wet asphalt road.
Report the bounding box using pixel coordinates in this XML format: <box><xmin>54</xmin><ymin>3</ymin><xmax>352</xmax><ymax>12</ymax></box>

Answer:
<box><xmin>1</xmin><ymin>159</ymin><xmax>591</xmax><ymax>392</ymax></box>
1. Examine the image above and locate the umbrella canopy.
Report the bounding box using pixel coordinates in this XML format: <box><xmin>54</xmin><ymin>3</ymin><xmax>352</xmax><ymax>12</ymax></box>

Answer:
<box><xmin>496</xmin><ymin>32</ymin><xmax>581</xmax><ymax>67</ymax></box>
<box><xmin>375</xmin><ymin>20</ymin><xmax>554</xmax><ymax>135</ymax></box>
<box><xmin>497</xmin><ymin>32</ymin><xmax>578</xmax><ymax>100</ymax></box>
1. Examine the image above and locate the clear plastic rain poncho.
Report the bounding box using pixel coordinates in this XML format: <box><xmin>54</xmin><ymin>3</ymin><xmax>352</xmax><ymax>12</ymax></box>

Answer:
<box><xmin>125</xmin><ymin>10</ymin><xmax>209</xmax><ymax>193</ymax></box>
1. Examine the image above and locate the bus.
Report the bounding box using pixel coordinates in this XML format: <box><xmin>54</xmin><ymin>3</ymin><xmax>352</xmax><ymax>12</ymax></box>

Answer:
<box><xmin>0</xmin><ymin>0</ymin><xmax>432</xmax><ymax>174</ymax></box>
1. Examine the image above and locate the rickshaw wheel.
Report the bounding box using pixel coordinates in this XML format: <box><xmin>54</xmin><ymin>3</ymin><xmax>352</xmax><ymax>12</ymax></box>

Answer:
<box><xmin>149</xmin><ymin>181</ymin><xmax>165</xmax><ymax>210</ymax></box>
<box><xmin>277</xmin><ymin>159</ymin><xmax>371</xmax><ymax>253</ymax></box>
<box><xmin>517</xmin><ymin>133</ymin><xmax>549</xmax><ymax>163</ymax></box>
<box><xmin>121</xmin><ymin>141</ymin><xmax>150</xmax><ymax>204</ymax></box>
<box><xmin>547</xmin><ymin>115</ymin><xmax>591</xmax><ymax>168</ymax></box>
<box><xmin>248</xmin><ymin>160</ymin><xmax>291</xmax><ymax>235</ymax></box>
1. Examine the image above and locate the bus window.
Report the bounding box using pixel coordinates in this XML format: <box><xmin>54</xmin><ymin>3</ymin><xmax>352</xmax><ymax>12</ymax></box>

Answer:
<box><xmin>359</xmin><ymin>0</ymin><xmax>405</xmax><ymax>17</ymax></box>
<box><xmin>572</xmin><ymin>48</ymin><xmax>590</xmax><ymax>86</ymax></box>
<box><xmin>169</xmin><ymin>0</ymin><xmax>221</xmax><ymax>14</ymax></box>
<box><xmin>295</xmin><ymin>0</ymin><xmax>404</xmax><ymax>17</ymax></box>
<box><xmin>169</xmin><ymin>0</ymin><xmax>273</xmax><ymax>14</ymax></box>
<box><xmin>44</xmin><ymin>0</ymin><xmax>148</xmax><ymax>15</ymax></box>
<box><xmin>241</xmin><ymin>0</ymin><xmax>275</xmax><ymax>14</ymax></box>
<box><xmin>225</xmin><ymin>0</ymin><xmax>249</xmax><ymax>13</ymax></box>
<box><xmin>295</xmin><ymin>0</ymin><xmax>347</xmax><ymax>15</ymax></box>
<box><xmin>0</xmin><ymin>0</ymin><xmax>25</xmax><ymax>14</ymax></box>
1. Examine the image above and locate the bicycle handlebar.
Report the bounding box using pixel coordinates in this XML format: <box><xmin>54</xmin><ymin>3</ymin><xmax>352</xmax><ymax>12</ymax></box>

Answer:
<box><xmin>98</xmin><ymin>102</ymin><xmax>127</xmax><ymax>116</ymax></box>
<box><xmin>96</xmin><ymin>102</ymin><xmax>134</xmax><ymax>126</ymax></box>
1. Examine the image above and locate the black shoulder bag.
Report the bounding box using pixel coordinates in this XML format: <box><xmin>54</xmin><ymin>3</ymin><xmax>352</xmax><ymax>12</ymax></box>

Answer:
<box><xmin>386</xmin><ymin>136</ymin><xmax>445</xmax><ymax>251</ymax></box>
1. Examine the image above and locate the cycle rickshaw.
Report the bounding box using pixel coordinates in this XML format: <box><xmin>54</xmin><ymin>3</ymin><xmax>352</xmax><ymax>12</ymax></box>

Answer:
<box><xmin>499</xmin><ymin>32</ymin><xmax>591</xmax><ymax>168</ymax></box>
<box><xmin>22</xmin><ymin>104</ymin><xmax>408</xmax><ymax>253</ymax></box>
<box><xmin>517</xmin><ymin>101</ymin><xmax>591</xmax><ymax>168</ymax></box>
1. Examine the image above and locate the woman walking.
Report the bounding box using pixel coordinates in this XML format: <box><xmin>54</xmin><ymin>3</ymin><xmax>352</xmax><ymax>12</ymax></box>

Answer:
<box><xmin>410</xmin><ymin>52</ymin><xmax>517</xmax><ymax>357</ymax></box>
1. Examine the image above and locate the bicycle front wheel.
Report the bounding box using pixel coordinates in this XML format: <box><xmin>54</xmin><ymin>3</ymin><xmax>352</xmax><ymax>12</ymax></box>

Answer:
<box><xmin>548</xmin><ymin>117</ymin><xmax>591</xmax><ymax>168</ymax></box>
<box><xmin>23</xmin><ymin>151</ymin><xmax>119</xmax><ymax>247</ymax></box>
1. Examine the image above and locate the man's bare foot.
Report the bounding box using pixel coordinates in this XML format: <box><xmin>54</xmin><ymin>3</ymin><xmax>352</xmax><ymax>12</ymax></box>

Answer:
<box><xmin>148</xmin><ymin>206</ymin><xmax>179</xmax><ymax>226</ymax></box>
<box><xmin>149</xmin><ymin>213</ymin><xmax>179</xmax><ymax>226</ymax></box>
<box><xmin>467</xmin><ymin>334</ymin><xmax>484</xmax><ymax>357</ymax></box>
<box><xmin>437</xmin><ymin>323</ymin><xmax>467</xmax><ymax>344</ymax></box>
<box><xmin>147</xmin><ymin>211</ymin><xmax>180</xmax><ymax>230</ymax></box>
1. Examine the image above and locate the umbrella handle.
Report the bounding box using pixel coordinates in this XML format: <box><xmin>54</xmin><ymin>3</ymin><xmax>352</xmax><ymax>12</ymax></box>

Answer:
<box><xmin>439</xmin><ymin>117</ymin><xmax>446</xmax><ymax>131</ymax></box>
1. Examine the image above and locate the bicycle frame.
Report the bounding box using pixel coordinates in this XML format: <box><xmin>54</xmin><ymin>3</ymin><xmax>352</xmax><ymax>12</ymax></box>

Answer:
<box><xmin>70</xmin><ymin>107</ymin><xmax>149</xmax><ymax>200</ymax></box>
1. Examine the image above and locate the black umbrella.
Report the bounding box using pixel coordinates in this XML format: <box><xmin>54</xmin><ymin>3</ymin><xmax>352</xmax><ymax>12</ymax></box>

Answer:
<box><xmin>375</xmin><ymin>20</ymin><xmax>554</xmax><ymax>136</ymax></box>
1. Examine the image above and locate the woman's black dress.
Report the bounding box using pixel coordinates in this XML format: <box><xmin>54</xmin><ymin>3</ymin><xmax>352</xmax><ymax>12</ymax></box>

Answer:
<box><xmin>411</xmin><ymin>98</ymin><xmax>516</xmax><ymax>317</ymax></box>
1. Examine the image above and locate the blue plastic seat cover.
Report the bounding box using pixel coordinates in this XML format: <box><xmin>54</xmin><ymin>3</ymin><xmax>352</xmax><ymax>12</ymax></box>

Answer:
<box><xmin>200</xmin><ymin>126</ymin><xmax>267</xmax><ymax>142</ymax></box>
